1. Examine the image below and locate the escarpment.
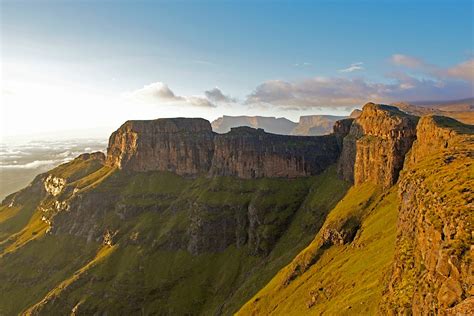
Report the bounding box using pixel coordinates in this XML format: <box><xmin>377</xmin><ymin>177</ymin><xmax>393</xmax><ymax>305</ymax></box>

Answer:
<box><xmin>338</xmin><ymin>102</ymin><xmax>418</xmax><ymax>188</ymax></box>
<box><xmin>106</xmin><ymin>118</ymin><xmax>215</xmax><ymax>175</ymax></box>
<box><xmin>209</xmin><ymin>127</ymin><xmax>340</xmax><ymax>178</ymax></box>
<box><xmin>2</xmin><ymin>103</ymin><xmax>472</xmax><ymax>316</ymax></box>
<box><xmin>382</xmin><ymin>116</ymin><xmax>474</xmax><ymax>314</ymax></box>
<box><xmin>107</xmin><ymin>118</ymin><xmax>345</xmax><ymax>178</ymax></box>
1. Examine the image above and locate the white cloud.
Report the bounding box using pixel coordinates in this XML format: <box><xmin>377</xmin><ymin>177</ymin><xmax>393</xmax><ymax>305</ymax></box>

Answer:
<box><xmin>338</xmin><ymin>62</ymin><xmax>364</xmax><ymax>73</ymax></box>
<box><xmin>0</xmin><ymin>159</ymin><xmax>59</xmax><ymax>169</ymax></box>
<box><xmin>127</xmin><ymin>82</ymin><xmax>216</xmax><ymax>107</ymax></box>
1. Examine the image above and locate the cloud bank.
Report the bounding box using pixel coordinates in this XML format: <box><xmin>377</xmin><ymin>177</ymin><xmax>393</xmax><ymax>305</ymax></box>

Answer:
<box><xmin>128</xmin><ymin>82</ymin><xmax>216</xmax><ymax>107</ymax></box>
<box><xmin>128</xmin><ymin>55</ymin><xmax>473</xmax><ymax>111</ymax></box>
<box><xmin>245</xmin><ymin>56</ymin><xmax>473</xmax><ymax>109</ymax></box>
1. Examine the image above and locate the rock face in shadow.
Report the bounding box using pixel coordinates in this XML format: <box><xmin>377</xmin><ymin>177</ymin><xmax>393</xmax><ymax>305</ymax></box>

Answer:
<box><xmin>209</xmin><ymin>127</ymin><xmax>341</xmax><ymax>178</ymax></box>
<box><xmin>382</xmin><ymin>116</ymin><xmax>474</xmax><ymax>315</ymax></box>
<box><xmin>107</xmin><ymin>118</ymin><xmax>346</xmax><ymax>179</ymax></box>
<box><xmin>337</xmin><ymin>103</ymin><xmax>418</xmax><ymax>189</ymax></box>
<box><xmin>106</xmin><ymin>118</ymin><xmax>215</xmax><ymax>176</ymax></box>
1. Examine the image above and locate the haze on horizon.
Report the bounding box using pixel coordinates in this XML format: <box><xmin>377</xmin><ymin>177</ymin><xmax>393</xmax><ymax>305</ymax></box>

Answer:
<box><xmin>1</xmin><ymin>0</ymin><xmax>473</xmax><ymax>142</ymax></box>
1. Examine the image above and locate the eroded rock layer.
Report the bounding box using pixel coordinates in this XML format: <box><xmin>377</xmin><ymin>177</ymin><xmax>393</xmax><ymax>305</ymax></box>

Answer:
<box><xmin>382</xmin><ymin>115</ymin><xmax>474</xmax><ymax>314</ymax></box>
<box><xmin>106</xmin><ymin>118</ymin><xmax>215</xmax><ymax>175</ymax></box>
<box><xmin>107</xmin><ymin>118</ymin><xmax>345</xmax><ymax>178</ymax></box>
<box><xmin>209</xmin><ymin>127</ymin><xmax>340</xmax><ymax>178</ymax></box>
<box><xmin>338</xmin><ymin>103</ymin><xmax>418</xmax><ymax>189</ymax></box>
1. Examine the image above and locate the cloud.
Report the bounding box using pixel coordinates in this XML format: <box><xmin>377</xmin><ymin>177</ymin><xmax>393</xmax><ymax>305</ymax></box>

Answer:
<box><xmin>391</xmin><ymin>54</ymin><xmax>426</xmax><ymax>68</ymax></box>
<box><xmin>444</xmin><ymin>59</ymin><xmax>474</xmax><ymax>81</ymax></box>
<box><xmin>294</xmin><ymin>62</ymin><xmax>312</xmax><ymax>67</ymax></box>
<box><xmin>127</xmin><ymin>82</ymin><xmax>216</xmax><ymax>107</ymax></box>
<box><xmin>338</xmin><ymin>62</ymin><xmax>364</xmax><ymax>73</ymax></box>
<box><xmin>204</xmin><ymin>87</ymin><xmax>237</xmax><ymax>103</ymax></box>
<box><xmin>0</xmin><ymin>160</ymin><xmax>61</xmax><ymax>169</ymax></box>
<box><xmin>391</xmin><ymin>54</ymin><xmax>474</xmax><ymax>82</ymax></box>
<box><xmin>245</xmin><ymin>74</ymin><xmax>473</xmax><ymax>109</ymax></box>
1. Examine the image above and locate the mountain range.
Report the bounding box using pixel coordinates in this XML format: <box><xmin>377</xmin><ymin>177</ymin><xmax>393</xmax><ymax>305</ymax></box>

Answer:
<box><xmin>211</xmin><ymin>99</ymin><xmax>474</xmax><ymax>136</ymax></box>
<box><xmin>0</xmin><ymin>102</ymin><xmax>472</xmax><ymax>315</ymax></box>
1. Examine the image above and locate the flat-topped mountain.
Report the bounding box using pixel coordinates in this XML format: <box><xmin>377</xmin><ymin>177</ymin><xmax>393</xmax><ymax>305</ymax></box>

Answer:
<box><xmin>106</xmin><ymin>118</ymin><xmax>215</xmax><ymax>175</ymax></box>
<box><xmin>107</xmin><ymin>117</ymin><xmax>347</xmax><ymax>178</ymax></box>
<box><xmin>291</xmin><ymin>115</ymin><xmax>346</xmax><ymax>136</ymax></box>
<box><xmin>211</xmin><ymin>115</ymin><xmax>297</xmax><ymax>134</ymax></box>
<box><xmin>1</xmin><ymin>103</ymin><xmax>472</xmax><ymax>315</ymax></box>
<box><xmin>211</xmin><ymin>114</ymin><xmax>348</xmax><ymax>136</ymax></box>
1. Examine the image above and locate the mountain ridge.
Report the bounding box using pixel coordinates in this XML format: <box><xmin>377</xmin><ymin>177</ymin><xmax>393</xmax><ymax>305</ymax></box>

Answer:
<box><xmin>0</xmin><ymin>102</ymin><xmax>472</xmax><ymax>315</ymax></box>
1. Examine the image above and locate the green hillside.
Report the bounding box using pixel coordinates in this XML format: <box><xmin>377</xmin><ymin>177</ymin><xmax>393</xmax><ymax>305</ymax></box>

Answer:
<box><xmin>237</xmin><ymin>183</ymin><xmax>399</xmax><ymax>315</ymax></box>
<box><xmin>0</xmin><ymin>157</ymin><xmax>348</xmax><ymax>315</ymax></box>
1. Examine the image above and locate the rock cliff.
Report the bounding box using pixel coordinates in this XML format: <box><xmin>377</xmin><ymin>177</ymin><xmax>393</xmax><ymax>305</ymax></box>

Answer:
<box><xmin>209</xmin><ymin>127</ymin><xmax>340</xmax><ymax>178</ymax></box>
<box><xmin>106</xmin><ymin>118</ymin><xmax>215</xmax><ymax>175</ymax></box>
<box><xmin>337</xmin><ymin>103</ymin><xmax>418</xmax><ymax>189</ymax></box>
<box><xmin>107</xmin><ymin>118</ymin><xmax>344</xmax><ymax>179</ymax></box>
<box><xmin>382</xmin><ymin>116</ymin><xmax>474</xmax><ymax>314</ymax></box>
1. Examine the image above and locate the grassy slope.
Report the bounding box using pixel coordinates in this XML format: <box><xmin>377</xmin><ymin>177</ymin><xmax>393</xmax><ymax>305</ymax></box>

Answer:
<box><xmin>0</xmin><ymin>162</ymin><xmax>349</xmax><ymax>315</ymax></box>
<box><xmin>238</xmin><ymin>184</ymin><xmax>400</xmax><ymax>315</ymax></box>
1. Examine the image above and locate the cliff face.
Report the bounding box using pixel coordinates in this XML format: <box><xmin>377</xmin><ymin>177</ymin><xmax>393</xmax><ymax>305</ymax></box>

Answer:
<box><xmin>382</xmin><ymin>116</ymin><xmax>474</xmax><ymax>314</ymax></box>
<box><xmin>106</xmin><ymin>118</ymin><xmax>215</xmax><ymax>176</ymax></box>
<box><xmin>107</xmin><ymin>118</ymin><xmax>344</xmax><ymax>179</ymax></box>
<box><xmin>2</xmin><ymin>104</ymin><xmax>472</xmax><ymax>315</ymax></box>
<box><xmin>209</xmin><ymin>127</ymin><xmax>341</xmax><ymax>178</ymax></box>
<box><xmin>338</xmin><ymin>103</ymin><xmax>418</xmax><ymax>189</ymax></box>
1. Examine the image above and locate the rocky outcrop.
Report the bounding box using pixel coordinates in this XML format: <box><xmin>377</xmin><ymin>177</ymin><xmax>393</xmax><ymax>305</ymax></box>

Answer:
<box><xmin>43</xmin><ymin>175</ymin><xmax>66</xmax><ymax>197</ymax></box>
<box><xmin>333</xmin><ymin>118</ymin><xmax>353</xmax><ymax>139</ymax></box>
<box><xmin>209</xmin><ymin>127</ymin><xmax>341</xmax><ymax>178</ymax></box>
<box><xmin>349</xmin><ymin>109</ymin><xmax>362</xmax><ymax>118</ymax></box>
<box><xmin>337</xmin><ymin>103</ymin><xmax>418</xmax><ymax>189</ymax></box>
<box><xmin>382</xmin><ymin>116</ymin><xmax>474</xmax><ymax>314</ymax></box>
<box><xmin>76</xmin><ymin>152</ymin><xmax>105</xmax><ymax>163</ymax></box>
<box><xmin>107</xmin><ymin>118</ymin><xmax>344</xmax><ymax>179</ymax></box>
<box><xmin>106</xmin><ymin>118</ymin><xmax>215</xmax><ymax>176</ymax></box>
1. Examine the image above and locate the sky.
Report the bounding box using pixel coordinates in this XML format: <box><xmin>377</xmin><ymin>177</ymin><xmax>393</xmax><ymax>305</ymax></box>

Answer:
<box><xmin>1</xmin><ymin>0</ymin><xmax>473</xmax><ymax>141</ymax></box>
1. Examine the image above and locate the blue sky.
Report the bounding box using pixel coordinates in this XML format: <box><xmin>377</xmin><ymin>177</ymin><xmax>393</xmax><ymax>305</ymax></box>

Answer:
<box><xmin>1</xmin><ymin>0</ymin><xmax>473</xmax><ymax>139</ymax></box>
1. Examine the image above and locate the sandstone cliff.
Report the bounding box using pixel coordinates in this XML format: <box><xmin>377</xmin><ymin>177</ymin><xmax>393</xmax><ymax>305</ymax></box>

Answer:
<box><xmin>107</xmin><ymin>118</ymin><xmax>344</xmax><ymax>179</ymax></box>
<box><xmin>209</xmin><ymin>127</ymin><xmax>340</xmax><ymax>178</ymax></box>
<box><xmin>338</xmin><ymin>103</ymin><xmax>418</xmax><ymax>189</ymax></box>
<box><xmin>106</xmin><ymin>118</ymin><xmax>215</xmax><ymax>175</ymax></box>
<box><xmin>382</xmin><ymin>116</ymin><xmax>474</xmax><ymax>314</ymax></box>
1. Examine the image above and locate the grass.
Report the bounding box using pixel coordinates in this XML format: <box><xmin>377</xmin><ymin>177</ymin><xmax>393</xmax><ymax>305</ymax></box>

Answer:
<box><xmin>0</xmin><ymin>160</ymin><xmax>350</xmax><ymax>315</ymax></box>
<box><xmin>22</xmin><ymin>244</ymin><xmax>116</xmax><ymax>315</ymax></box>
<box><xmin>237</xmin><ymin>185</ymin><xmax>400</xmax><ymax>315</ymax></box>
<box><xmin>0</xmin><ymin>235</ymin><xmax>100</xmax><ymax>315</ymax></box>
